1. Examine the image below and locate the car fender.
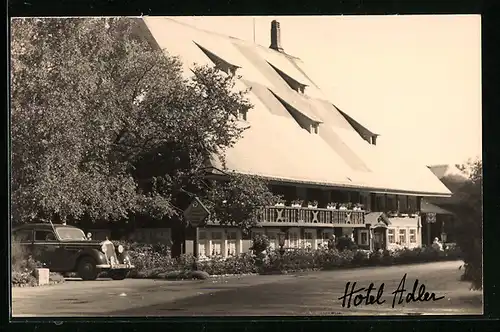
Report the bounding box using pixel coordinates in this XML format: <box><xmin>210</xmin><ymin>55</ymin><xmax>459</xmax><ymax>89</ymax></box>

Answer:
<box><xmin>75</xmin><ymin>248</ymin><xmax>107</xmax><ymax>267</ymax></box>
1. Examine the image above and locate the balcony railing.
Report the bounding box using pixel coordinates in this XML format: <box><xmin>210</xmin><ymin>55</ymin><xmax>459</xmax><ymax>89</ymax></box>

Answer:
<box><xmin>258</xmin><ymin>206</ymin><xmax>366</xmax><ymax>227</ymax></box>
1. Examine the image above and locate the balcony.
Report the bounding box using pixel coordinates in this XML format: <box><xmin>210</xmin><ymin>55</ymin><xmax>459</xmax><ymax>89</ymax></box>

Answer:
<box><xmin>258</xmin><ymin>206</ymin><xmax>366</xmax><ymax>228</ymax></box>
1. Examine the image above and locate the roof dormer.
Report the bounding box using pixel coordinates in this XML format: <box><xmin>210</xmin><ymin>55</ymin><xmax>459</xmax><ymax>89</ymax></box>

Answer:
<box><xmin>334</xmin><ymin>104</ymin><xmax>379</xmax><ymax>145</ymax></box>
<box><xmin>267</xmin><ymin>61</ymin><xmax>308</xmax><ymax>94</ymax></box>
<box><xmin>269</xmin><ymin>90</ymin><xmax>321</xmax><ymax>134</ymax></box>
<box><xmin>194</xmin><ymin>41</ymin><xmax>240</xmax><ymax>76</ymax></box>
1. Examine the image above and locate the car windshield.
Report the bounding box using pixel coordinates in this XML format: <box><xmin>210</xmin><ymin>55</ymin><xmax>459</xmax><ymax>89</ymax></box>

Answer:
<box><xmin>55</xmin><ymin>227</ymin><xmax>87</xmax><ymax>241</ymax></box>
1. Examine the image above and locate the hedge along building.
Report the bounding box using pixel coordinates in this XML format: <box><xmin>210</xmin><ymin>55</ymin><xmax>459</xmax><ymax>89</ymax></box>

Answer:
<box><xmin>105</xmin><ymin>17</ymin><xmax>452</xmax><ymax>257</ymax></box>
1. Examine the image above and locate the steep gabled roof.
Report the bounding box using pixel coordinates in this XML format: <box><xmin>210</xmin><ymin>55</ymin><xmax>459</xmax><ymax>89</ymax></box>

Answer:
<box><xmin>142</xmin><ymin>17</ymin><xmax>452</xmax><ymax>197</ymax></box>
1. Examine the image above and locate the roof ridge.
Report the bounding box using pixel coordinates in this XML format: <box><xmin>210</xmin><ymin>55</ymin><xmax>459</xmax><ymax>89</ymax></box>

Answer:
<box><xmin>155</xmin><ymin>17</ymin><xmax>248</xmax><ymax>43</ymax></box>
<box><xmin>155</xmin><ymin>17</ymin><xmax>303</xmax><ymax>60</ymax></box>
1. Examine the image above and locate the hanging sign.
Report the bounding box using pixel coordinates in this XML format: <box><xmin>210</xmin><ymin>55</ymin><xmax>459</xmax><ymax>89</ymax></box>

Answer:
<box><xmin>427</xmin><ymin>212</ymin><xmax>437</xmax><ymax>224</ymax></box>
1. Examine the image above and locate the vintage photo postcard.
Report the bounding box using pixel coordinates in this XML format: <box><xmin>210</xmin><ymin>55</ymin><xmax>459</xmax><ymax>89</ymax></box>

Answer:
<box><xmin>10</xmin><ymin>15</ymin><xmax>482</xmax><ymax>317</ymax></box>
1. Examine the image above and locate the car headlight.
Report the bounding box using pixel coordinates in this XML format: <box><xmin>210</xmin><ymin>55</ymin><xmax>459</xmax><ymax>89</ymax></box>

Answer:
<box><xmin>117</xmin><ymin>245</ymin><xmax>124</xmax><ymax>254</ymax></box>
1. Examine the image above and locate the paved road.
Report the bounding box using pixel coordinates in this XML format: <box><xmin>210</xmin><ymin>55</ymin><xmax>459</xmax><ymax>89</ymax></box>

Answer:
<box><xmin>12</xmin><ymin>261</ymin><xmax>482</xmax><ymax>317</ymax></box>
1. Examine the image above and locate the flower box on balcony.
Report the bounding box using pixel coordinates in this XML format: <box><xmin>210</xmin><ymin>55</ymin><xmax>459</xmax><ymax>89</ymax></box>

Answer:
<box><xmin>274</xmin><ymin>203</ymin><xmax>285</xmax><ymax>207</ymax></box>
<box><xmin>291</xmin><ymin>204</ymin><xmax>302</xmax><ymax>208</ymax></box>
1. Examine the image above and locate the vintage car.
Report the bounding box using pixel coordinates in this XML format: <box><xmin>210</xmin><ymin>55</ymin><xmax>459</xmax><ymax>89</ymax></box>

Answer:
<box><xmin>12</xmin><ymin>223</ymin><xmax>134</xmax><ymax>280</ymax></box>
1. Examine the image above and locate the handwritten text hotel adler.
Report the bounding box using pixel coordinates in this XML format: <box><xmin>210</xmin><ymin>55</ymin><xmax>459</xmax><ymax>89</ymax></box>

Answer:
<box><xmin>337</xmin><ymin>273</ymin><xmax>445</xmax><ymax>308</ymax></box>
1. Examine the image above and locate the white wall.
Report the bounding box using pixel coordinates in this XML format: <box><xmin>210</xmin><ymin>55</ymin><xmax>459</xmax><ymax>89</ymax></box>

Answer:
<box><xmin>386</xmin><ymin>226</ymin><xmax>421</xmax><ymax>250</ymax></box>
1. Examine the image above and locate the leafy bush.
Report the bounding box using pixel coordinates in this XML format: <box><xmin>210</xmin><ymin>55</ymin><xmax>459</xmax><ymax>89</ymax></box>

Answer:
<box><xmin>49</xmin><ymin>272</ymin><xmax>66</xmax><ymax>284</ymax></box>
<box><xmin>12</xmin><ymin>271</ymin><xmax>38</xmax><ymax>287</ymax></box>
<box><xmin>250</xmin><ymin>234</ymin><xmax>270</xmax><ymax>255</ymax></box>
<box><xmin>117</xmin><ymin>241</ymin><xmax>177</xmax><ymax>275</ymax></box>
<box><xmin>336</xmin><ymin>236</ymin><xmax>358</xmax><ymax>251</ymax></box>
<box><xmin>12</xmin><ymin>241</ymin><xmax>43</xmax><ymax>272</ymax></box>
<box><xmin>198</xmin><ymin>253</ymin><xmax>257</xmax><ymax>275</ymax></box>
<box><xmin>119</xmin><ymin>240</ymin><xmax>463</xmax><ymax>278</ymax></box>
<box><xmin>11</xmin><ymin>241</ymin><xmax>49</xmax><ymax>287</ymax></box>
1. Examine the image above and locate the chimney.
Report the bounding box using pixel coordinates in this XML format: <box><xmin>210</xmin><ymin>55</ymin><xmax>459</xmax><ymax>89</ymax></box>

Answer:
<box><xmin>269</xmin><ymin>20</ymin><xmax>284</xmax><ymax>52</ymax></box>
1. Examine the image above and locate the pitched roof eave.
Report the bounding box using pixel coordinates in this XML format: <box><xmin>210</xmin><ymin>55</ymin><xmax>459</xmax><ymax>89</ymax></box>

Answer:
<box><xmin>204</xmin><ymin>169</ymin><xmax>452</xmax><ymax>197</ymax></box>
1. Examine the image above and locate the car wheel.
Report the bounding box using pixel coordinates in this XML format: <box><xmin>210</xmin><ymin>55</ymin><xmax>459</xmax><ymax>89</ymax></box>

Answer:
<box><xmin>109</xmin><ymin>270</ymin><xmax>129</xmax><ymax>280</ymax></box>
<box><xmin>77</xmin><ymin>256</ymin><xmax>98</xmax><ymax>281</ymax></box>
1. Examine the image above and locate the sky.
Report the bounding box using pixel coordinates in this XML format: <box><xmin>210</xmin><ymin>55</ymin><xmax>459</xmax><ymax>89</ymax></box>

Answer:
<box><xmin>173</xmin><ymin>15</ymin><xmax>482</xmax><ymax>166</ymax></box>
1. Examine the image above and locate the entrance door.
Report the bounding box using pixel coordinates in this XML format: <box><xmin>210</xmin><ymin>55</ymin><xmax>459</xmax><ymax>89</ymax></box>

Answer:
<box><xmin>373</xmin><ymin>227</ymin><xmax>387</xmax><ymax>250</ymax></box>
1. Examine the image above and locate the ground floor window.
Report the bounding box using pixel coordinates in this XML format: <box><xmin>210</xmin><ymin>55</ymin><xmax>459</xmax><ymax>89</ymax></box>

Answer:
<box><xmin>267</xmin><ymin>232</ymin><xmax>278</xmax><ymax>250</ymax></box>
<box><xmin>358</xmin><ymin>230</ymin><xmax>369</xmax><ymax>246</ymax></box>
<box><xmin>227</xmin><ymin>231</ymin><xmax>237</xmax><ymax>256</ymax></box>
<box><xmin>388</xmin><ymin>229</ymin><xmax>395</xmax><ymax>244</ymax></box>
<box><xmin>304</xmin><ymin>231</ymin><xmax>314</xmax><ymax>249</ymax></box>
<box><xmin>320</xmin><ymin>230</ymin><xmax>334</xmax><ymax>248</ymax></box>
<box><xmin>409</xmin><ymin>229</ymin><xmax>417</xmax><ymax>243</ymax></box>
<box><xmin>399</xmin><ymin>229</ymin><xmax>407</xmax><ymax>245</ymax></box>
<box><xmin>289</xmin><ymin>231</ymin><xmax>299</xmax><ymax>248</ymax></box>
<box><xmin>199</xmin><ymin>230</ymin><xmax>207</xmax><ymax>257</ymax></box>
<box><xmin>211</xmin><ymin>231</ymin><xmax>223</xmax><ymax>256</ymax></box>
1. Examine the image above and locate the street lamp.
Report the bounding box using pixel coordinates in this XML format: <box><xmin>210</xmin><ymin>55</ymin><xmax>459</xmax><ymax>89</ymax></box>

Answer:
<box><xmin>441</xmin><ymin>232</ymin><xmax>447</xmax><ymax>243</ymax></box>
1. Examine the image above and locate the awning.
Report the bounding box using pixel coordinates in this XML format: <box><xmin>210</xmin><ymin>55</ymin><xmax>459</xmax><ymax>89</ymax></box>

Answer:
<box><xmin>421</xmin><ymin>200</ymin><xmax>454</xmax><ymax>215</ymax></box>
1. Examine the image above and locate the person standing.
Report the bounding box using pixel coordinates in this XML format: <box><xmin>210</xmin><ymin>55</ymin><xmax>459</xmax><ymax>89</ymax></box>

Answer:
<box><xmin>432</xmin><ymin>237</ymin><xmax>443</xmax><ymax>251</ymax></box>
<box><xmin>327</xmin><ymin>234</ymin><xmax>336</xmax><ymax>250</ymax></box>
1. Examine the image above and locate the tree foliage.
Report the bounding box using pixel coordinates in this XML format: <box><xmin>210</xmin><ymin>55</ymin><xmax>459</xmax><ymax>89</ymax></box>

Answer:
<box><xmin>204</xmin><ymin>173</ymin><xmax>281</xmax><ymax>232</ymax></box>
<box><xmin>11</xmin><ymin>17</ymin><xmax>273</xmax><ymax>226</ymax></box>
<box><xmin>453</xmin><ymin>158</ymin><xmax>482</xmax><ymax>289</ymax></box>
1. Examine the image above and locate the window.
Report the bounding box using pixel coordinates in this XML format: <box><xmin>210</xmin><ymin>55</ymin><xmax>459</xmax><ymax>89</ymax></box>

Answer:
<box><xmin>35</xmin><ymin>230</ymin><xmax>57</xmax><ymax>241</ymax></box>
<box><xmin>194</xmin><ymin>42</ymin><xmax>239</xmax><ymax>77</ymax></box>
<box><xmin>211</xmin><ymin>231</ymin><xmax>223</xmax><ymax>256</ymax></box>
<box><xmin>304</xmin><ymin>231</ymin><xmax>314</xmax><ymax>249</ymax></box>
<box><xmin>399</xmin><ymin>229</ymin><xmax>407</xmax><ymax>245</ymax></box>
<box><xmin>387</xmin><ymin>195</ymin><xmax>397</xmax><ymax>212</ymax></box>
<box><xmin>268</xmin><ymin>232</ymin><xmax>278</xmax><ymax>250</ymax></box>
<box><xmin>397</xmin><ymin>196</ymin><xmax>408</xmax><ymax>213</ymax></box>
<box><xmin>409</xmin><ymin>229</ymin><xmax>417</xmax><ymax>243</ymax></box>
<box><xmin>376</xmin><ymin>195</ymin><xmax>386</xmax><ymax>211</ymax></box>
<box><xmin>56</xmin><ymin>227</ymin><xmax>86</xmax><ymax>241</ymax></box>
<box><xmin>198</xmin><ymin>231</ymin><xmax>207</xmax><ymax>257</ymax></box>
<box><xmin>289</xmin><ymin>232</ymin><xmax>299</xmax><ymax>248</ymax></box>
<box><xmin>227</xmin><ymin>231</ymin><xmax>237</xmax><ymax>256</ymax></box>
<box><xmin>388</xmin><ymin>229</ymin><xmax>395</xmax><ymax>244</ymax></box>
<box><xmin>267</xmin><ymin>61</ymin><xmax>307</xmax><ymax>94</ymax></box>
<box><xmin>407</xmin><ymin>196</ymin><xmax>417</xmax><ymax>214</ymax></box>
<box><xmin>321</xmin><ymin>231</ymin><xmax>333</xmax><ymax>246</ymax></box>
<box><xmin>359</xmin><ymin>230</ymin><xmax>369</xmax><ymax>246</ymax></box>
<box><xmin>13</xmin><ymin>230</ymin><xmax>33</xmax><ymax>242</ymax></box>
<box><xmin>237</xmin><ymin>110</ymin><xmax>248</xmax><ymax>121</ymax></box>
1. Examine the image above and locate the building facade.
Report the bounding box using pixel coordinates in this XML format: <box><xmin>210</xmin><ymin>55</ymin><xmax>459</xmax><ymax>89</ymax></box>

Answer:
<box><xmin>92</xmin><ymin>18</ymin><xmax>451</xmax><ymax>257</ymax></box>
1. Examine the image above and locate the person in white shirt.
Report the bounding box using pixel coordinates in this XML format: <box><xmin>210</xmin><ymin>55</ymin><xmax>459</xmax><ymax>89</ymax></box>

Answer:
<box><xmin>432</xmin><ymin>237</ymin><xmax>443</xmax><ymax>251</ymax></box>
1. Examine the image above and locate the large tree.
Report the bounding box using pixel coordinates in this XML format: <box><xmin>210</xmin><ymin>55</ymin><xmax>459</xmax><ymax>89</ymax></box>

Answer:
<box><xmin>453</xmin><ymin>158</ymin><xmax>482</xmax><ymax>290</ymax></box>
<box><xmin>11</xmin><ymin>17</ymin><xmax>277</xmax><ymax>226</ymax></box>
